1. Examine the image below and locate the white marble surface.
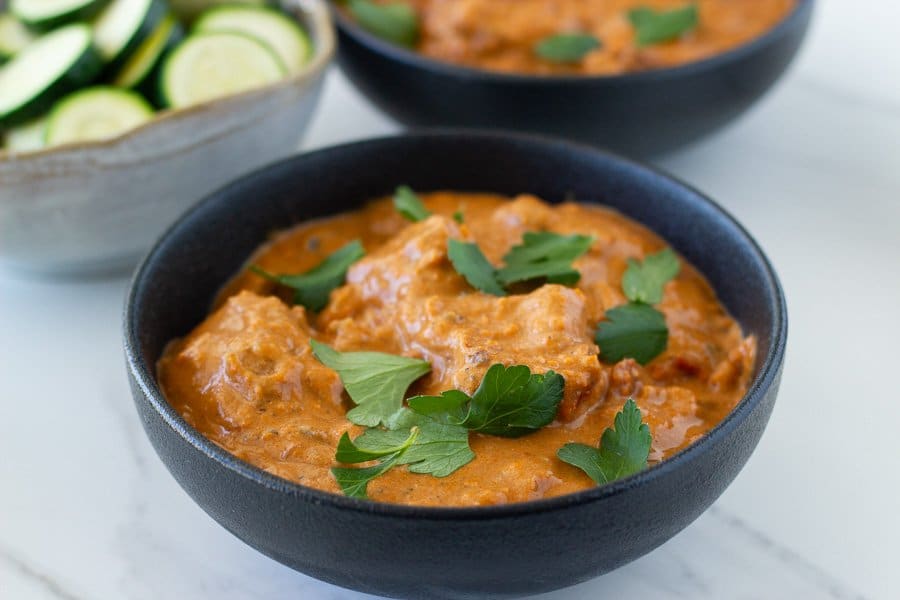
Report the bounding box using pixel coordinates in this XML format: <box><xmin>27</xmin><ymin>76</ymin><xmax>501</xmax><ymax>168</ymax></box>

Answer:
<box><xmin>2</xmin><ymin>2</ymin><xmax>898</xmax><ymax>598</ymax></box>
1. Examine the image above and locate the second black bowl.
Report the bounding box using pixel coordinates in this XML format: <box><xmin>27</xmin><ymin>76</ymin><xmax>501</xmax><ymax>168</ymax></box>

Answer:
<box><xmin>125</xmin><ymin>131</ymin><xmax>787</xmax><ymax>599</ymax></box>
<box><xmin>334</xmin><ymin>1</ymin><xmax>814</xmax><ymax>157</ymax></box>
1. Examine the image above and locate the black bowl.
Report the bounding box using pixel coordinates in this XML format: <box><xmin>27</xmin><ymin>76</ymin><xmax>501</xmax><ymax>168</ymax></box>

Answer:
<box><xmin>333</xmin><ymin>1</ymin><xmax>814</xmax><ymax>157</ymax></box>
<box><xmin>124</xmin><ymin>131</ymin><xmax>787</xmax><ymax>599</ymax></box>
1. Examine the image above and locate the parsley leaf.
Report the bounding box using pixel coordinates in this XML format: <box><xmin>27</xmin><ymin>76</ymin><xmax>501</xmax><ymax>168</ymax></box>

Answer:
<box><xmin>332</xmin><ymin>427</ymin><xmax>418</xmax><ymax>499</ymax></box>
<box><xmin>447</xmin><ymin>239</ymin><xmax>506</xmax><ymax>296</ymax></box>
<box><xmin>595</xmin><ymin>303</ymin><xmax>668</xmax><ymax>365</ymax></box>
<box><xmin>622</xmin><ymin>248</ymin><xmax>680</xmax><ymax>304</ymax></box>
<box><xmin>453</xmin><ymin>210</ymin><xmax>464</xmax><ymax>224</ymax></box>
<box><xmin>557</xmin><ymin>398</ymin><xmax>651</xmax><ymax>484</ymax></box>
<box><xmin>409</xmin><ymin>364</ymin><xmax>565</xmax><ymax>438</ymax></box>
<box><xmin>495</xmin><ymin>232</ymin><xmax>594</xmax><ymax>287</ymax></box>
<box><xmin>310</xmin><ymin>340</ymin><xmax>431</xmax><ymax>427</ymax></box>
<box><xmin>393</xmin><ymin>185</ymin><xmax>431</xmax><ymax>222</ymax></box>
<box><xmin>535</xmin><ymin>33</ymin><xmax>601</xmax><ymax>63</ymax></box>
<box><xmin>332</xmin><ymin>409</ymin><xmax>474</xmax><ymax>497</ymax></box>
<box><xmin>628</xmin><ymin>4</ymin><xmax>698</xmax><ymax>47</ymax></box>
<box><xmin>346</xmin><ymin>0</ymin><xmax>419</xmax><ymax>47</ymax></box>
<box><xmin>250</xmin><ymin>240</ymin><xmax>364</xmax><ymax>312</ymax></box>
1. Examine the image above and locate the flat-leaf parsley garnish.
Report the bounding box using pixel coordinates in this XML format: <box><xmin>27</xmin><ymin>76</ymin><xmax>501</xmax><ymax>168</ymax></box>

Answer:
<box><xmin>331</xmin><ymin>364</ymin><xmax>564</xmax><ymax>498</ymax></box>
<box><xmin>345</xmin><ymin>0</ymin><xmax>419</xmax><ymax>47</ymax></box>
<box><xmin>408</xmin><ymin>364</ymin><xmax>565</xmax><ymax>438</ymax></box>
<box><xmin>448</xmin><ymin>232</ymin><xmax>594</xmax><ymax>294</ymax></box>
<box><xmin>595</xmin><ymin>248</ymin><xmax>679</xmax><ymax>365</ymax></box>
<box><xmin>628</xmin><ymin>4</ymin><xmax>698</xmax><ymax>47</ymax></box>
<box><xmin>557</xmin><ymin>399</ymin><xmax>651</xmax><ymax>484</ymax></box>
<box><xmin>393</xmin><ymin>185</ymin><xmax>431</xmax><ymax>222</ymax></box>
<box><xmin>447</xmin><ymin>239</ymin><xmax>507</xmax><ymax>296</ymax></box>
<box><xmin>310</xmin><ymin>340</ymin><xmax>431</xmax><ymax>427</ymax></box>
<box><xmin>535</xmin><ymin>33</ymin><xmax>601</xmax><ymax>63</ymax></box>
<box><xmin>250</xmin><ymin>240</ymin><xmax>365</xmax><ymax>312</ymax></box>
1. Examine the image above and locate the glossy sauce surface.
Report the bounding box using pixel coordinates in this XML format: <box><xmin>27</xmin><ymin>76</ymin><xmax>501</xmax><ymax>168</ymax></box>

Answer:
<box><xmin>158</xmin><ymin>193</ymin><xmax>755</xmax><ymax>506</ymax></box>
<box><xmin>357</xmin><ymin>0</ymin><xmax>795</xmax><ymax>75</ymax></box>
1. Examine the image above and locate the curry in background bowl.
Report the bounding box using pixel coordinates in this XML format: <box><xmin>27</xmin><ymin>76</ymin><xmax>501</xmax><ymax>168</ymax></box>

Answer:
<box><xmin>158</xmin><ymin>189</ymin><xmax>756</xmax><ymax>506</ymax></box>
<box><xmin>340</xmin><ymin>0</ymin><xmax>796</xmax><ymax>76</ymax></box>
<box><xmin>332</xmin><ymin>0</ymin><xmax>814</xmax><ymax>156</ymax></box>
<box><xmin>126</xmin><ymin>132</ymin><xmax>787</xmax><ymax>598</ymax></box>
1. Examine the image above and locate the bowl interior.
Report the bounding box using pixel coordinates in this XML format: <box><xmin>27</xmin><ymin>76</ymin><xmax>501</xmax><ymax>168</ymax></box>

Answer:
<box><xmin>127</xmin><ymin>131</ymin><xmax>785</xmax><ymax>510</ymax></box>
<box><xmin>331</xmin><ymin>0</ymin><xmax>814</xmax><ymax>83</ymax></box>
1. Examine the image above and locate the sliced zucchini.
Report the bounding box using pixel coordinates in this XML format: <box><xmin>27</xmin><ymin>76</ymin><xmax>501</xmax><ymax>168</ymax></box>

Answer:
<box><xmin>4</xmin><ymin>116</ymin><xmax>47</xmax><ymax>152</ymax></box>
<box><xmin>0</xmin><ymin>14</ymin><xmax>36</xmax><ymax>61</ymax></box>
<box><xmin>93</xmin><ymin>0</ymin><xmax>166</xmax><ymax>72</ymax></box>
<box><xmin>168</xmin><ymin>0</ymin><xmax>266</xmax><ymax>24</ymax></box>
<box><xmin>0</xmin><ymin>24</ymin><xmax>103</xmax><ymax>127</ymax></box>
<box><xmin>10</xmin><ymin>0</ymin><xmax>110</xmax><ymax>31</ymax></box>
<box><xmin>160</xmin><ymin>31</ymin><xmax>286</xmax><ymax>109</ymax></box>
<box><xmin>111</xmin><ymin>13</ymin><xmax>182</xmax><ymax>91</ymax></box>
<box><xmin>45</xmin><ymin>86</ymin><xmax>153</xmax><ymax>146</ymax></box>
<box><xmin>194</xmin><ymin>5</ymin><xmax>312</xmax><ymax>74</ymax></box>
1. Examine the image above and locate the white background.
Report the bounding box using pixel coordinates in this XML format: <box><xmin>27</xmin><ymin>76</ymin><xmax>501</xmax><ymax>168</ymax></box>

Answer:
<box><xmin>1</xmin><ymin>2</ymin><xmax>898</xmax><ymax>598</ymax></box>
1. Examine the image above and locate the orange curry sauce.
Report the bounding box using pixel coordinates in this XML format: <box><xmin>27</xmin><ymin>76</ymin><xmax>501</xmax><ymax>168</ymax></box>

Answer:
<box><xmin>362</xmin><ymin>0</ymin><xmax>795</xmax><ymax>75</ymax></box>
<box><xmin>158</xmin><ymin>194</ymin><xmax>755</xmax><ymax>506</ymax></box>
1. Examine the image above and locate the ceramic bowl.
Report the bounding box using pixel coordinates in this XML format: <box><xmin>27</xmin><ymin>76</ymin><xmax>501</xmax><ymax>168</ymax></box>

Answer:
<box><xmin>124</xmin><ymin>131</ymin><xmax>787</xmax><ymax>599</ymax></box>
<box><xmin>333</xmin><ymin>0</ymin><xmax>814</xmax><ymax>157</ymax></box>
<box><xmin>0</xmin><ymin>0</ymin><xmax>335</xmax><ymax>276</ymax></box>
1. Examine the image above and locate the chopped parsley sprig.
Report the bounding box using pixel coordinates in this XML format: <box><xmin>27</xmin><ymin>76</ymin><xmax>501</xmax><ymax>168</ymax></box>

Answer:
<box><xmin>317</xmin><ymin>346</ymin><xmax>565</xmax><ymax>498</ymax></box>
<box><xmin>595</xmin><ymin>247</ymin><xmax>679</xmax><ymax>365</ymax></box>
<box><xmin>448</xmin><ymin>232</ymin><xmax>594</xmax><ymax>296</ymax></box>
<box><xmin>345</xmin><ymin>0</ymin><xmax>419</xmax><ymax>47</ymax></box>
<box><xmin>628</xmin><ymin>4</ymin><xmax>699</xmax><ymax>47</ymax></box>
<box><xmin>557</xmin><ymin>398</ymin><xmax>651</xmax><ymax>484</ymax></box>
<box><xmin>250</xmin><ymin>240</ymin><xmax>365</xmax><ymax>312</ymax></box>
<box><xmin>535</xmin><ymin>33</ymin><xmax>601</xmax><ymax>63</ymax></box>
<box><xmin>393</xmin><ymin>185</ymin><xmax>431</xmax><ymax>222</ymax></box>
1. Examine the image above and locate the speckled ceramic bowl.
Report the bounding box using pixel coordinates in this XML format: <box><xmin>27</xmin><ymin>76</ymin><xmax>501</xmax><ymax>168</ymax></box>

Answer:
<box><xmin>125</xmin><ymin>132</ymin><xmax>788</xmax><ymax>599</ymax></box>
<box><xmin>0</xmin><ymin>0</ymin><xmax>335</xmax><ymax>276</ymax></box>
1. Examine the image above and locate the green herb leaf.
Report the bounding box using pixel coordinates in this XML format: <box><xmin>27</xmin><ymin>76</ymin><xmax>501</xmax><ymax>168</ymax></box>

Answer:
<box><xmin>347</xmin><ymin>0</ymin><xmax>419</xmax><ymax>47</ymax></box>
<box><xmin>334</xmin><ymin>429</ymin><xmax>415</xmax><ymax>463</ymax></box>
<box><xmin>393</xmin><ymin>185</ymin><xmax>431</xmax><ymax>222</ymax></box>
<box><xmin>332</xmin><ymin>428</ymin><xmax>418</xmax><ymax>499</ymax></box>
<box><xmin>409</xmin><ymin>364</ymin><xmax>565</xmax><ymax>438</ymax></box>
<box><xmin>595</xmin><ymin>303</ymin><xmax>668</xmax><ymax>365</ymax></box>
<box><xmin>447</xmin><ymin>239</ymin><xmax>506</xmax><ymax>296</ymax></box>
<box><xmin>557</xmin><ymin>398</ymin><xmax>651</xmax><ymax>484</ymax></box>
<box><xmin>495</xmin><ymin>232</ymin><xmax>594</xmax><ymax>287</ymax></box>
<box><xmin>453</xmin><ymin>210</ymin><xmax>464</xmax><ymax>224</ymax></box>
<box><xmin>310</xmin><ymin>340</ymin><xmax>431</xmax><ymax>427</ymax></box>
<box><xmin>628</xmin><ymin>4</ymin><xmax>699</xmax><ymax>47</ymax></box>
<box><xmin>535</xmin><ymin>33</ymin><xmax>601</xmax><ymax>63</ymax></box>
<box><xmin>622</xmin><ymin>248</ymin><xmax>680</xmax><ymax>304</ymax></box>
<box><xmin>250</xmin><ymin>240</ymin><xmax>364</xmax><ymax>312</ymax></box>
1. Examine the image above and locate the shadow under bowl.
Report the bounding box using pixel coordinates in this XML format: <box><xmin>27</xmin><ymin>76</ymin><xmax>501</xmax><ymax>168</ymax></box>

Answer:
<box><xmin>333</xmin><ymin>0</ymin><xmax>814</xmax><ymax>157</ymax></box>
<box><xmin>124</xmin><ymin>131</ymin><xmax>787</xmax><ymax>599</ymax></box>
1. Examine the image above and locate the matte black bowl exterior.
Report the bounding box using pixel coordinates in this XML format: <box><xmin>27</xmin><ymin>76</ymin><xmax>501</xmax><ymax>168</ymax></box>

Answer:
<box><xmin>124</xmin><ymin>132</ymin><xmax>787</xmax><ymax>599</ymax></box>
<box><xmin>333</xmin><ymin>1</ymin><xmax>813</xmax><ymax>157</ymax></box>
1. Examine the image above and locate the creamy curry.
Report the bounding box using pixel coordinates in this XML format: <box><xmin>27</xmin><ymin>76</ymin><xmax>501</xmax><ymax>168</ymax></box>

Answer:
<box><xmin>158</xmin><ymin>193</ymin><xmax>755</xmax><ymax>506</ymax></box>
<box><xmin>352</xmin><ymin>0</ymin><xmax>795</xmax><ymax>75</ymax></box>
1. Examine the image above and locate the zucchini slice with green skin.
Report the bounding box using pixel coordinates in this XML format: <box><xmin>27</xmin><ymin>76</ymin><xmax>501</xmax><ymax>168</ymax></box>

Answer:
<box><xmin>0</xmin><ymin>14</ymin><xmax>35</xmax><ymax>62</ymax></box>
<box><xmin>10</xmin><ymin>0</ymin><xmax>110</xmax><ymax>32</ymax></box>
<box><xmin>111</xmin><ymin>13</ymin><xmax>183</xmax><ymax>91</ymax></box>
<box><xmin>4</xmin><ymin>116</ymin><xmax>47</xmax><ymax>153</ymax></box>
<box><xmin>160</xmin><ymin>31</ymin><xmax>286</xmax><ymax>109</ymax></box>
<box><xmin>0</xmin><ymin>24</ymin><xmax>103</xmax><ymax>127</ymax></box>
<box><xmin>194</xmin><ymin>6</ymin><xmax>312</xmax><ymax>74</ymax></box>
<box><xmin>93</xmin><ymin>0</ymin><xmax>166</xmax><ymax>72</ymax></box>
<box><xmin>45</xmin><ymin>86</ymin><xmax>153</xmax><ymax>146</ymax></box>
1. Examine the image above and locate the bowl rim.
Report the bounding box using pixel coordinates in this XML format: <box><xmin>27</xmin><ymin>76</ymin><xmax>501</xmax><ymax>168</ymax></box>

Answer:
<box><xmin>124</xmin><ymin>129</ymin><xmax>788</xmax><ymax>521</ymax></box>
<box><xmin>0</xmin><ymin>0</ymin><xmax>336</xmax><ymax>161</ymax></box>
<box><xmin>332</xmin><ymin>0</ymin><xmax>814</xmax><ymax>85</ymax></box>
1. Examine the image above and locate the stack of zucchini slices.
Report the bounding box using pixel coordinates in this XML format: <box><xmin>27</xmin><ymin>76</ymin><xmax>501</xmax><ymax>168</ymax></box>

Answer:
<box><xmin>0</xmin><ymin>0</ymin><xmax>313</xmax><ymax>153</ymax></box>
